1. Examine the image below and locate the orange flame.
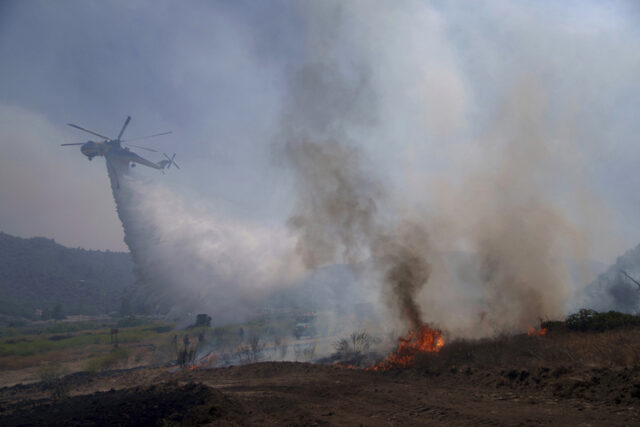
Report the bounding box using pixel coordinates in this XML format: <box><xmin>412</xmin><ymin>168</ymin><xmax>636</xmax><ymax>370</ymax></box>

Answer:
<box><xmin>336</xmin><ymin>364</ymin><xmax>359</xmax><ymax>369</ymax></box>
<box><xmin>369</xmin><ymin>323</ymin><xmax>444</xmax><ymax>371</ymax></box>
<box><xmin>527</xmin><ymin>326</ymin><xmax>547</xmax><ymax>336</ymax></box>
<box><xmin>187</xmin><ymin>353</ymin><xmax>218</xmax><ymax>370</ymax></box>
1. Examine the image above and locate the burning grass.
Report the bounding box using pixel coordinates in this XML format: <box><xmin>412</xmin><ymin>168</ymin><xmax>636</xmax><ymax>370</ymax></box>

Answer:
<box><xmin>369</xmin><ymin>323</ymin><xmax>444</xmax><ymax>371</ymax></box>
<box><xmin>365</xmin><ymin>310</ymin><xmax>640</xmax><ymax>372</ymax></box>
<box><xmin>412</xmin><ymin>327</ymin><xmax>640</xmax><ymax>372</ymax></box>
<box><xmin>527</xmin><ymin>326</ymin><xmax>547</xmax><ymax>336</ymax></box>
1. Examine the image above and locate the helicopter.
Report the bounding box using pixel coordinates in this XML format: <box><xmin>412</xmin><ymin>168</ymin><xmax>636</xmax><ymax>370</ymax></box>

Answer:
<box><xmin>62</xmin><ymin>116</ymin><xmax>179</xmax><ymax>187</ymax></box>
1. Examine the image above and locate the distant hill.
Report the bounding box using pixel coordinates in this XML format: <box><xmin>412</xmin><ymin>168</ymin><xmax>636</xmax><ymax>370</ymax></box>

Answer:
<box><xmin>0</xmin><ymin>232</ymin><xmax>135</xmax><ymax>318</ymax></box>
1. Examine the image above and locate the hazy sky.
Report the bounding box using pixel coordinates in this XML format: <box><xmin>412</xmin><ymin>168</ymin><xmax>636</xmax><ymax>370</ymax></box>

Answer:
<box><xmin>0</xmin><ymin>0</ymin><xmax>639</xmax><ymax>264</ymax></box>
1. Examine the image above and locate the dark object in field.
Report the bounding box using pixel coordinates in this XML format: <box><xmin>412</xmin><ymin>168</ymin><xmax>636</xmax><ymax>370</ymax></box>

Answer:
<box><xmin>48</xmin><ymin>334</ymin><xmax>72</xmax><ymax>341</ymax></box>
<box><xmin>194</xmin><ymin>314</ymin><xmax>212</xmax><ymax>327</ymax></box>
<box><xmin>293</xmin><ymin>322</ymin><xmax>316</xmax><ymax>339</ymax></box>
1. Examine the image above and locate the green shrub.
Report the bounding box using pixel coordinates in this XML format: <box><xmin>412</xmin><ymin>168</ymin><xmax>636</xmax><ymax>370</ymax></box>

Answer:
<box><xmin>117</xmin><ymin>316</ymin><xmax>150</xmax><ymax>328</ymax></box>
<box><xmin>590</xmin><ymin>311</ymin><xmax>640</xmax><ymax>331</ymax></box>
<box><xmin>147</xmin><ymin>325</ymin><xmax>173</xmax><ymax>333</ymax></box>
<box><xmin>0</xmin><ymin>327</ymin><xmax>20</xmax><ymax>339</ymax></box>
<box><xmin>566</xmin><ymin>309</ymin><xmax>597</xmax><ymax>331</ymax></box>
<box><xmin>34</xmin><ymin>321</ymin><xmax>104</xmax><ymax>335</ymax></box>
<box><xmin>566</xmin><ymin>309</ymin><xmax>640</xmax><ymax>332</ymax></box>
<box><xmin>540</xmin><ymin>320</ymin><xmax>565</xmax><ymax>332</ymax></box>
<box><xmin>7</xmin><ymin>318</ymin><xmax>28</xmax><ymax>328</ymax></box>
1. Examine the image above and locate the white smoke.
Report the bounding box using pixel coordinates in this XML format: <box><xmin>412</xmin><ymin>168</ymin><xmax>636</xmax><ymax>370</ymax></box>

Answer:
<box><xmin>106</xmin><ymin>159</ymin><xmax>304</xmax><ymax>323</ymax></box>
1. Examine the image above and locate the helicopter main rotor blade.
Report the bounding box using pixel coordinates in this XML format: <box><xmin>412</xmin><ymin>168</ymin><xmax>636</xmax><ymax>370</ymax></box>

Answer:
<box><xmin>61</xmin><ymin>142</ymin><xmax>86</xmax><ymax>146</ymax></box>
<box><xmin>123</xmin><ymin>143</ymin><xmax>157</xmax><ymax>153</ymax></box>
<box><xmin>117</xmin><ymin>116</ymin><xmax>131</xmax><ymax>141</ymax></box>
<box><xmin>67</xmin><ymin>123</ymin><xmax>110</xmax><ymax>140</ymax></box>
<box><xmin>121</xmin><ymin>131</ymin><xmax>172</xmax><ymax>142</ymax></box>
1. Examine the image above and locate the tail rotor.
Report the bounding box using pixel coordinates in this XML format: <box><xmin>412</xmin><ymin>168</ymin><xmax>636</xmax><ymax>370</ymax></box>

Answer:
<box><xmin>164</xmin><ymin>152</ymin><xmax>180</xmax><ymax>169</ymax></box>
<box><xmin>158</xmin><ymin>153</ymin><xmax>180</xmax><ymax>170</ymax></box>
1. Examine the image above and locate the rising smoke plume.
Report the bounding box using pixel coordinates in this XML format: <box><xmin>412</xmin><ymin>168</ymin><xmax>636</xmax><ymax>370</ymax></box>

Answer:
<box><xmin>282</xmin><ymin>75</ymin><xmax>590</xmax><ymax>337</ymax></box>
<box><xmin>280</xmin><ymin>2</ymin><xmax>610</xmax><ymax>338</ymax></box>
<box><xmin>278</xmin><ymin>25</ymin><xmax>438</xmax><ymax>331</ymax></box>
<box><xmin>418</xmin><ymin>80</ymin><xmax>589</xmax><ymax>334</ymax></box>
<box><xmin>284</xmin><ymin>137</ymin><xmax>434</xmax><ymax>331</ymax></box>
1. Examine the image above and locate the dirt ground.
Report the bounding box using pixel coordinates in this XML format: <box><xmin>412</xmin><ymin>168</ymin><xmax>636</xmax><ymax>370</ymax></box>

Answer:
<box><xmin>0</xmin><ymin>361</ymin><xmax>639</xmax><ymax>426</ymax></box>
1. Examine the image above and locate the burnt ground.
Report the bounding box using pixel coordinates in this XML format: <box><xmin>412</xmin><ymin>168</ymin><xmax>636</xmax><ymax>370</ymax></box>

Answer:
<box><xmin>0</xmin><ymin>362</ymin><xmax>639</xmax><ymax>426</ymax></box>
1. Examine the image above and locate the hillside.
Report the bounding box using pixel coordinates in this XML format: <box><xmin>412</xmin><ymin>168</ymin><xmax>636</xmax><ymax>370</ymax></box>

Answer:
<box><xmin>0</xmin><ymin>232</ymin><xmax>135</xmax><ymax>318</ymax></box>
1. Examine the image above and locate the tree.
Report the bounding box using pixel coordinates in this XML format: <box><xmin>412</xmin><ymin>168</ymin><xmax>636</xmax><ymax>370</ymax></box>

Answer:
<box><xmin>119</xmin><ymin>298</ymin><xmax>132</xmax><ymax>317</ymax></box>
<box><xmin>194</xmin><ymin>313</ymin><xmax>211</xmax><ymax>327</ymax></box>
<box><xmin>52</xmin><ymin>303</ymin><xmax>65</xmax><ymax>320</ymax></box>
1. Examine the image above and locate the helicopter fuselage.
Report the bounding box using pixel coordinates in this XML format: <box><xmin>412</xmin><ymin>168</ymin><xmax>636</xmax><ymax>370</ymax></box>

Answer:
<box><xmin>80</xmin><ymin>140</ymin><xmax>136</xmax><ymax>160</ymax></box>
<box><xmin>64</xmin><ymin>117</ymin><xmax>171</xmax><ymax>171</ymax></box>
<box><xmin>80</xmin><ymin>140</ymin><xmax>110</xmax><ymax>159</ymax></box>
<box><xmin>78</xmin><ymin>139</ymin><xmax>162</xmax><ymax>169</ymax></box>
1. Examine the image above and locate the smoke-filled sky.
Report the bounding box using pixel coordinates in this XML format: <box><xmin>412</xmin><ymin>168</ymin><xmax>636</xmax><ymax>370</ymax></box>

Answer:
<box><xmin>1</xmin><ymin>0</ymin><xmax>639</xmax><ymax>267</ymax></box>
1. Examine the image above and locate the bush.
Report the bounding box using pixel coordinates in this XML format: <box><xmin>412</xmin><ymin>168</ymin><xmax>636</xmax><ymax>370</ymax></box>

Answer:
<box><xmin>302</xmin><ymin>344</ymin><xmax>316</xmax><ymax>361</ymax></box>
<box><xmin>193</xmin><ymin>314</ymin><xmax>212</xmax><ymax>327</ymax></box>
<box><xmin>248</xmin><ymin>334</ymin><xmax>264</xmax><ymax>362</ymax></box>
<box><xmin>148</xmin><ymin>325</ymin><xmax>173</xmax><ymax>333</ymax></box>
<box><xmin>117</xmin><ymin>316</ymin><xmax>150</xmax><ymax>328</ymax></box>
<box><xmin>274</xmin><ymin>336</ymin><xmax>288</xmax><ymax>360</ymax></box>
<box><xmin>590</xmin><ymin>311</ymin><xmax>640</xmax><ymax>331</ymax></box>
<box><xmin>566</xmin><ymin>309</ymin><xmax>640</xmax><ymax>332</ymax></box>
<box><xmin>7</xmin><ymin>318</ymin><xmax>28</xmax><ymax>328</ymax></box>
<box><xmin>177</xmin><ymin>346</ymin><xmax>197</xmax><ymax>368</ymax></box>
<box><xmin>52</xmin><ymin>303</ymin><xmax>65</xmax><ymax>320</ymax></box>
<box><xmin>565</xmin><ymin>309</ymin><xmax>597</xmax><ymax>331</ymax></box>
<box><xmin>41</xmin><ymin>321</ymin><xmax>102</xmax><ymax>334</ymax></box>
<box><xmin>333</xmin><ymin>331</ymin><xmax>372</xmax><ymax>353</ymax></box>
<box><xmin>540</xmin><ymin>320</ymin><xmax>565</xmax><ymax>332</ymax></box>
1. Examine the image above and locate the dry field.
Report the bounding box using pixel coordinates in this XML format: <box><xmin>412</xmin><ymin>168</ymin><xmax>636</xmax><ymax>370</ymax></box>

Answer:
<box><xmin>1</xmin><ymin>327</ymin><xmax>639</xmax><ymax>425</ymax></box>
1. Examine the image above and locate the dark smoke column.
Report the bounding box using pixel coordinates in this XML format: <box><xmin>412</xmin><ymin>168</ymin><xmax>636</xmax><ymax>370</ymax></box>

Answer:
<box><xmin>285</xmin><ymin>138</ymin><xmax>435</xmax><ymax>331</ymax></box>
<box><xmin>373</xmin><ymin>224</ymin><xmax>432</xmax><ymax>330</ymax></box>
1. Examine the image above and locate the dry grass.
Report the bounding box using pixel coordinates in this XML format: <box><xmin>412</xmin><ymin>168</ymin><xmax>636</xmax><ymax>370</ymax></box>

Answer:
<box><xmin>417</xmin><ymin>328</ymin><xmax>640</xmax><ymax>371</ymax></box>
<box><xmin>85</xmin><ymin>347</ymin><xmax>130</xmax><ymax>374</ymax></box>
<box><xmin>37</xmin><ymin>362</ymin><xmax>69</xmax><ymax>399</ymax></box>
